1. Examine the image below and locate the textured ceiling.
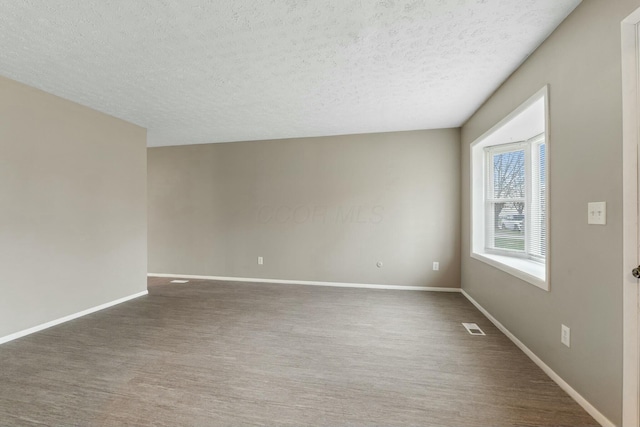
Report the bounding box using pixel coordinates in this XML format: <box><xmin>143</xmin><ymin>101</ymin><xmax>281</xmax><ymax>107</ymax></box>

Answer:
<box><xmin>0</xmin><ymin>0</ymin><xmax>580</xmax><ymax>147</ymax></box>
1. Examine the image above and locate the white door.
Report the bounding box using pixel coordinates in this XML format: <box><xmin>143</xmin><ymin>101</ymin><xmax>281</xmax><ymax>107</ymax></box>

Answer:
<box><xmin>637</xmin><ymin>22</ymin><xmax>640</xmax><ymax>427</ymax></box>
<box><xmin>623</xmin><ymin>7</ymin><xmax>640</xmax><ymax>427</ymax></box>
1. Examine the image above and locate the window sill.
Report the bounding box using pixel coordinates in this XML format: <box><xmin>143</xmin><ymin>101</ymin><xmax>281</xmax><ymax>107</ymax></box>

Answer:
<box><xmin>471</xmin><ymin>252</ymin><xmax>548</xmax><ymax>291</ymax></box>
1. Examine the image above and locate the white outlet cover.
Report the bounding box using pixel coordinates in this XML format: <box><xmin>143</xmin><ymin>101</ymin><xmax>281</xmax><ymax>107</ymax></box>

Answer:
<box><xmin>587</xmin><ymin>202</ymin><xmax>606</xmax><ymax>225</ymax></box>
<box><xmin>561</xmin><ymin>324</ymin><xmax>571</xmax><ymax>347</ymax></box>
<box><xmin>258</xmin><ymin>256</ymin><xmax>264</xmax><ymax>265</ymax></box>
<box><xmin>433</xmin><ymin>262</ymin><xmax>440</xmax><ymax>271</ymax></box>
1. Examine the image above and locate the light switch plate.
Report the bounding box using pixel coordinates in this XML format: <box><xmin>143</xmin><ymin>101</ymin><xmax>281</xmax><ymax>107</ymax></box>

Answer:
<box><xmin>587</xmin><ymin>202</ymin><xmax>606</xmax><ymax>225</ymax></box>
<box><xmin>561</xmin><ymin>324</ymin><xmax>571</xmax><ymax>347</ymax></box>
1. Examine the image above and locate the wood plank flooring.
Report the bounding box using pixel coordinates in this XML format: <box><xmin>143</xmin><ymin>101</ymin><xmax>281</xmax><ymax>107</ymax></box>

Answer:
<box><xmin>0</xmin><ymin>278</ymin><xmax>597</xmax><ymax>426</ymax></box>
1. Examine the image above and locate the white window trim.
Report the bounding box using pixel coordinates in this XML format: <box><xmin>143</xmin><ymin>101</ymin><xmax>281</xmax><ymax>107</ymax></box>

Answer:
<box><xmin>471</xmin><ymin>252</ymin><xmax>546</xmax><ymax>289</ymax></box>
<box><xmin>470</xmin><ymin>85</ymin><xmax>550</xmax><ymax>291</ymax></box>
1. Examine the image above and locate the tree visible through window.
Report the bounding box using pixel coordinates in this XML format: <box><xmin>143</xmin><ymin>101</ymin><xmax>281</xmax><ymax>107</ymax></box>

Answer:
<box><xmin>491</xmin><ymin>147</ymin><xmax>526</xmax><ymax>251</ymax></box>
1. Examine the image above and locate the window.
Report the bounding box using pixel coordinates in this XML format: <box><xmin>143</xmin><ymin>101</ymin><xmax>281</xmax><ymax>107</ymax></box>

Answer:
<box><xmin>471</xmin><ymin>86</ymin><xmax>549</xmax><ymax>290</ymax></box>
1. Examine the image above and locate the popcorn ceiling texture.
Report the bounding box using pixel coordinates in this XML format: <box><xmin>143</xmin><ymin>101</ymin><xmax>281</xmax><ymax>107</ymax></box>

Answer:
<box><xmin>0</xmin><ymin>0</ymin><xmax>580</xmax><ymax>147</ymax></box>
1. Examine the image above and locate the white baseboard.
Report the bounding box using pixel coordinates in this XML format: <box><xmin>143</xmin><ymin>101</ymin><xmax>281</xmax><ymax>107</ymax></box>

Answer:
<box><xmin>148</xmin><ymin>273</ymin><xmax>461</xmax><ymax>293</ymax></box>
<box><xmin>461</xmin><ymin>289</ymin><xmax>615</xmax><ymax>427</ymax></box>
<box><xmin>0</xmin><ymin>290</ymin><xmax>149</xmax><ymax>346</ymax></box>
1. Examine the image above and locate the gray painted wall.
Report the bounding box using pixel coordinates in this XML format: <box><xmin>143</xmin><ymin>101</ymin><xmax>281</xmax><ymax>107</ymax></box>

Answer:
<box><xmin>0</xmin><ymin>75</ymin><xmax>147</xmax><ymax>339</ymax></box>
<box><xmin>461</xmin><ymin>1</ymin><xmax>640</xmax><ymax>424</ymax></box>
<box><xmin>148</xmin><ymin>129</ymin><xmax>460</xmax><ymax>288</ymax></box>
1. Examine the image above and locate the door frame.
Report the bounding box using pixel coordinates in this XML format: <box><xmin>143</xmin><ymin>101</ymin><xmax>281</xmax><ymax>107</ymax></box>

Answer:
<box><xmin>622</xmin><ymin>7</ymin><xmax>640</xmax><ymax>427</ymax></box>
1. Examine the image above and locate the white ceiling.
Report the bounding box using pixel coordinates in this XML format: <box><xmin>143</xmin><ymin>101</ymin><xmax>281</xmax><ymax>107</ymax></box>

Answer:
<box><xmin>0</xmin><ymin>0</ymin><xmax>580</xmax><ymax>147</ymax></box>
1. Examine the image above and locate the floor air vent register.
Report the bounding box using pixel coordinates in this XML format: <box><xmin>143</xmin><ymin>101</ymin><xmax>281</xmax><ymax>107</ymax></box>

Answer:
<box><xmin>462</xmin><ymin>323</ymin><xmax>486</xmax><ymax>336</ymax></box>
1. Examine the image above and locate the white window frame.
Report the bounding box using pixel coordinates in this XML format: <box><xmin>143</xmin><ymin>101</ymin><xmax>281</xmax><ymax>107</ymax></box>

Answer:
<box><xmin>470</xmin><ymin>86</ymin><xmax>550</xmax><ymax>291</ymax></box>
<box><xmin>484</xmin><ymin>134</ymin><xmax>545</xmax><ymax>260</ymax></box>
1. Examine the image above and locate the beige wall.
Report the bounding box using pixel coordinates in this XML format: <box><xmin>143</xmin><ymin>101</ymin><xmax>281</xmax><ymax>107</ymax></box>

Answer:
<box><xmin>461</xmin><ymin>1</ymin><xmax>640</xmax><ymax>424</ymax></box>
<box><xmin>149</xmin><ymin>129</ymin><xmax>460</xmax><ymax>288</ymax></box>
<box><xmin>0</xmin><ymin>75</ymin><xmax>147</xmax><ymax>338</ymax></box>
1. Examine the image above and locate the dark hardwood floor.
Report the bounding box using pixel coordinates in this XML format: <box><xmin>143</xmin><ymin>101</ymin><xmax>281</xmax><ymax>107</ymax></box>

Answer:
<box><xmin>0</xmin><ymin>278</ymin><xmax>597</xmax><ymax>426</ymax></box>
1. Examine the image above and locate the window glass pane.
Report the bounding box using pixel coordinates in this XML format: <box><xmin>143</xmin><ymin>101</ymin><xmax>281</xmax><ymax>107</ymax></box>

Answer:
<box><xmin>493</xmin><ymin>149</ymin><xmax>525</xmax><ymax>199</ymax></box>
<box><xmin>491</xmin><ymin>201</ymin><xmax>525</xmax><ymax>251</ymax></box>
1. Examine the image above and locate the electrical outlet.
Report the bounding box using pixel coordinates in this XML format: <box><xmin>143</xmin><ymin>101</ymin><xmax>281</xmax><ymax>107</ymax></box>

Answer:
<box><xmin>561</xmin><ymin>324</ymin><xmax>571</xmax><ymax>347</ymax></box>
<box><xmin>257</xmin><ymin>256</ymin><xmax>263</xmax><ymax>265</ymax></box>
<box><xmin>433</xmin><ymin>262</ymin><xmax>440</xmax><ymax>271</ymax></box>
